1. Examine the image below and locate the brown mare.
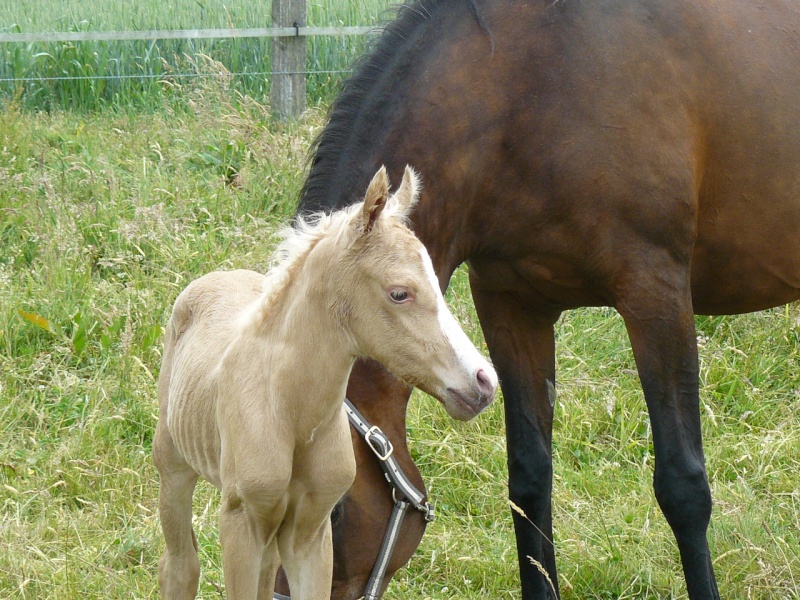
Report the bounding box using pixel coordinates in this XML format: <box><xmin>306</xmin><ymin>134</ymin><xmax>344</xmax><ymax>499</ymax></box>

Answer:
<box><xmin>153</xmin><ymin>166</ymin><xmax>497</xmax><ymax>599</ymax></box>
<box><xmin>292</xmin><ymin>0</ymin><xmax>800</xmax><ymax>598</ymax></box>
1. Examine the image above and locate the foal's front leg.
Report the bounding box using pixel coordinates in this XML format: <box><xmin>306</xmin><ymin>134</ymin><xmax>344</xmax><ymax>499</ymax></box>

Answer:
<box><xmin>219</xmin><ymin>493</ymin><xmax>264</xmax><ymax>598</ymax></box>
<box><xmin>278</xmin><ymin>518</ymin><xmax>335</xmax><ymax>600</ymax></box>
<box><xmin>219</xmin><ymin>488</ymin><xmax>285</xmax><ymax>599</ymax></box>
<box><xmin>279</xmin><ymin>414</ymin><xmax>356</xmax><ymax>600</ymax></box>
<box><xmin>219</xmin><ymin>443</ymin><xmax>289</xmax><ymax>599</ymax></box>
<box><xmin>257</xmin><ymin>543</ymin><xmax>281</xmax><ymax>600</ymax></box>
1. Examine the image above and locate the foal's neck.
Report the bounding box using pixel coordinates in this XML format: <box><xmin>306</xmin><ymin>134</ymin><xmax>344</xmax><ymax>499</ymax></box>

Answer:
<box><xmin>247</xmin><ymin>260</ymin><xmax>356</xmax><ymax>435</ymax></box>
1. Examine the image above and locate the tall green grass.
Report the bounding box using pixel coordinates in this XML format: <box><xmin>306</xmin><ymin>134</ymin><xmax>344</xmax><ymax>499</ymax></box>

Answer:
<box><xmin>0</xmin><ymin>0</ymin><xmax>389</xmax><ymax>110</ymax></box>
<box><xmin>1</xmin><ymin>91</ymin><xmax>798</xmax><ymax>598</ymax></box>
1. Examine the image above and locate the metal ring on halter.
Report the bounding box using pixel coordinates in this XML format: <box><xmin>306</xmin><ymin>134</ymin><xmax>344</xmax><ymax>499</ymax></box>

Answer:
<box><xmin>421</xmin><ymin>501</ymin><xmax>435</xmax><ymax>523</ymax></box>
<box><xmin>365</xmin><ymin>425</ymin><xmax>394</xmax><ymax>461</ymax></box>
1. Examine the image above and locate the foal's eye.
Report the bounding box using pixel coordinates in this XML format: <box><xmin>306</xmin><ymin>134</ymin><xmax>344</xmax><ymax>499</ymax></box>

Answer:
<box><xmin>331</xmin><ymin>504</ymin><xmax>342</xmax><ymax>524</ymax></box>
<box><xmin>388</xmin><ymin>288</ymin><xmax>410</xmax><ymax>303</ymax></box>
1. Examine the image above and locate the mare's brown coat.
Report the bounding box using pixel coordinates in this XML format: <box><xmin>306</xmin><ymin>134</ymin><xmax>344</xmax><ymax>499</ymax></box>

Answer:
<box><xmin>297</xmin><ymin>1</ymin><xmax>800</xmax><ymax>598</ymax></box>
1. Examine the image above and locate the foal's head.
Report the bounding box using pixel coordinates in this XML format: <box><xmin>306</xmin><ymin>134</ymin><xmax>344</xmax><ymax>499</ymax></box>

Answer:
<box><xmin>308</xmin><ymin>166</ymin><xmax>498</xmax><ymax>420</ymax></box>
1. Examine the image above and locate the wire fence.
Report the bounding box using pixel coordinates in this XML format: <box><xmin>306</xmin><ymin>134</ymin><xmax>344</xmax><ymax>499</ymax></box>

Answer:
<box><xmin>0</xmin><ymin>25</ymin><xmax>378</xmax><ymax>111</ymax></box>
<box><xmin>0</xmin><ymin>25</ymin><xmax>373</xmax><ymax>43</ymax></box>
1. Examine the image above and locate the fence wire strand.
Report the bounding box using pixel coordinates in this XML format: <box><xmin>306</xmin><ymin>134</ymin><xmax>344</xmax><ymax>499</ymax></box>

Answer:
<box><xmin>0</xmin><ymin>70</ymin><xmax>353</xmax><ymax>84</ymax></box>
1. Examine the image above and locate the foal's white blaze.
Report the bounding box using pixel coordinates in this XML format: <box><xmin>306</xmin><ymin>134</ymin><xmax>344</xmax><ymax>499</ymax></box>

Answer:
<box><xmin>418</xmin><ymin>247</ymin><xmax>498</xmax><ymax>417</ymax></box>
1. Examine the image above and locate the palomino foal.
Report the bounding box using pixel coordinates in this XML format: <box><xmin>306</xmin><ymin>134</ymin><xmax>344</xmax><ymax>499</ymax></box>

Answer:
<box><xmin>153</xmin><ymin>166</ymin><xmax>497</xmax><ymax>599</ymax></box>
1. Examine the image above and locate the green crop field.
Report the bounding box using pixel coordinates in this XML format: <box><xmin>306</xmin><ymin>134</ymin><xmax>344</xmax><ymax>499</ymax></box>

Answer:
<box><xmin>0</xmin><ymin>0</ymin><xmax>391</xmax><ymax>110</ymax></box>
<box><xmin>1</xmin><ymin>85</ymin><xmax>798</xmax><ymax>598</ymax></box>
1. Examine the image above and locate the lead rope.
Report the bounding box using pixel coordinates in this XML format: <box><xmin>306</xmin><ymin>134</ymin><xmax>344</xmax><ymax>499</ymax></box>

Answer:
<box><xmin>273</xmin><ymin>398</ymin><xmax>434</xmax><ymax>600</ymax></box>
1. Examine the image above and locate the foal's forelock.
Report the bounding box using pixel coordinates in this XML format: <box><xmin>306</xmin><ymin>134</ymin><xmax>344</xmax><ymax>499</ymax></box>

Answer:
<box><xmin>241</xmin><ymin>190</ymin><xmax>417</xmax><ymax>332</ymax></box>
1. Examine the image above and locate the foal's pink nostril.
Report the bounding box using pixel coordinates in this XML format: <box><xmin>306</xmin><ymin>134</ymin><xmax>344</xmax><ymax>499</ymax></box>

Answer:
<box><xmin>476</xmin><ymin>369</ymin><xmax>495</xmax><ymax>396</ymax></box>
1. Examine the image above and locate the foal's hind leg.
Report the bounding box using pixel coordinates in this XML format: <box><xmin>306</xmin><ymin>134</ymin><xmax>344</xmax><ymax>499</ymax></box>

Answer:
<box><xmin>153</xmin><ymin>423</ymin><xmax>201</xmax><ymax>599</ymax></box>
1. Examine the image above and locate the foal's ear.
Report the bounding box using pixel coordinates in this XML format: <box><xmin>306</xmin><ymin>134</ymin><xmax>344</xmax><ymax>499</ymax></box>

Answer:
<box><xmin>362</xmin><ymin>166</ymin><xmax>390</xmax><ymax>234</ymax></box>
<box><xmin>390</xmin><ymin>165</ymin><xmax>421</xmax><ymax>217</ymax></box>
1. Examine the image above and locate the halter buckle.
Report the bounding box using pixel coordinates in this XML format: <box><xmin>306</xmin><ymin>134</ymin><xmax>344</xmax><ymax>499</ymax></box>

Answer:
<box><xmin>364</xmin><ymin>425</ymin><xmax>394</xmax><ymax>461</ymax></box>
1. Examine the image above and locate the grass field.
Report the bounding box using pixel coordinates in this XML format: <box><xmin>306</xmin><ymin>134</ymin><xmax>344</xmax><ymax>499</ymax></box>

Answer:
<box><xmin>0</xmin><ymin>83</ymin><xmax>799</xmax><ymax>598</ymax></box>
<box><xmin>0</xmin><ymin>0</ymin><xmax>391</xmax><ymax>110</ymax></box>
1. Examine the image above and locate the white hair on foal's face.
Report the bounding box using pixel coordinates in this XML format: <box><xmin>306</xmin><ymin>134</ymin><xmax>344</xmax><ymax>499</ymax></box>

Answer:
<box><xmin>417</xmin><ymin>246</ymin><xmax>498</xmax><ymax>392</ymax></box>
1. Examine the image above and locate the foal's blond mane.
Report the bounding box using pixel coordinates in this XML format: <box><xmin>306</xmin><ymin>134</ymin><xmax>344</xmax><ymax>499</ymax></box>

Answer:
<box><xmin>241</xmin><ymin>168</ymin><xmax>418</xmax><ymax>330</ymax></box>
<box><xmin>240</xmin><ymin>166</ymin><xmax>421</xmax><ymax>327</ymax></box>
<box><xmin>261</xmin><ymin>206</ymin><xmax>359</xmax><ymax>309</ymax></box>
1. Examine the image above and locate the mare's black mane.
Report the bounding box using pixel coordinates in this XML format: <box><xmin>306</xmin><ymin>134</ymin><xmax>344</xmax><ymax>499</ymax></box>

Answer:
<box><xmin>297</xmin><ymin>0</ymin><xmax>489</xmax><ymax>217</ymax></box>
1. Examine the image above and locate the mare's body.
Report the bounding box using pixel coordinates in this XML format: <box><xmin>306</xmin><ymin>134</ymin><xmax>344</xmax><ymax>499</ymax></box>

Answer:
<box><xmin>297</xmin><ymin>1</ymin><xmax>800</xmax><ymax>598</ymax></box>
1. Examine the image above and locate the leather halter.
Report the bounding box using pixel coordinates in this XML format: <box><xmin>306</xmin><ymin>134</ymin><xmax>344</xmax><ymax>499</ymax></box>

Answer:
<box><xmin>274</xmin><ymin>397</ymin><xmax>434</xmax><ymax>600</ymax></box>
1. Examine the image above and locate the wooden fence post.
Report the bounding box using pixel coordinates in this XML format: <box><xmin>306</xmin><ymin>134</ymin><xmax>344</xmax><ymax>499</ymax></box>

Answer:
<box><xmin>270</xmin><ymin>0</ymin><xmax>306</xmax><ymax>120</ymax></box>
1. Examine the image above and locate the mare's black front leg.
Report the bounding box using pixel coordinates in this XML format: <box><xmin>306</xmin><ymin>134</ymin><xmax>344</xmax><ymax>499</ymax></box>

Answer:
<box><xmin>471</xmin><ymin>282</ymin><xmax>561</xmax><ymax>600</ymax></box>
<box><xmin>617</xmin><ymin>268</ymin><xmax>720</xmax><ymax>600</ymax></box>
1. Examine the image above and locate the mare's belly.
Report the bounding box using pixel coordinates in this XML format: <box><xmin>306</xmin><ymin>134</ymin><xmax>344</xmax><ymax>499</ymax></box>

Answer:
<box><xmin>690</xmin><ymin>228</ymin><xmax>800</xmax><ymax>315</ymax></box>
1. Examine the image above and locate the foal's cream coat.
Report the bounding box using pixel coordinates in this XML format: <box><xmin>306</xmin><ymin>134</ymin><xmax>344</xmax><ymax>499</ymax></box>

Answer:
<box><xmin>154</xmin><ymin>167</ymin><xmax>497</xmax><ymax>599</ymax></box>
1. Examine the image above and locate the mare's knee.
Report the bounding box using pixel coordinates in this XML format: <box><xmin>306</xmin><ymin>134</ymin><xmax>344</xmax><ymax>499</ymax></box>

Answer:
<box><xmin>653</xmin><ymin>459</ymin><xmax>712</xmax><ymax>532</ymax></box>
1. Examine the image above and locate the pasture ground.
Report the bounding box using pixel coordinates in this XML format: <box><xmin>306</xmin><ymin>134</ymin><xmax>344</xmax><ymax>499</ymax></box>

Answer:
<box><xmin>1</xmin><ymin>86</ymin><xmax>798</xmax><ymax>598</ymax></box>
